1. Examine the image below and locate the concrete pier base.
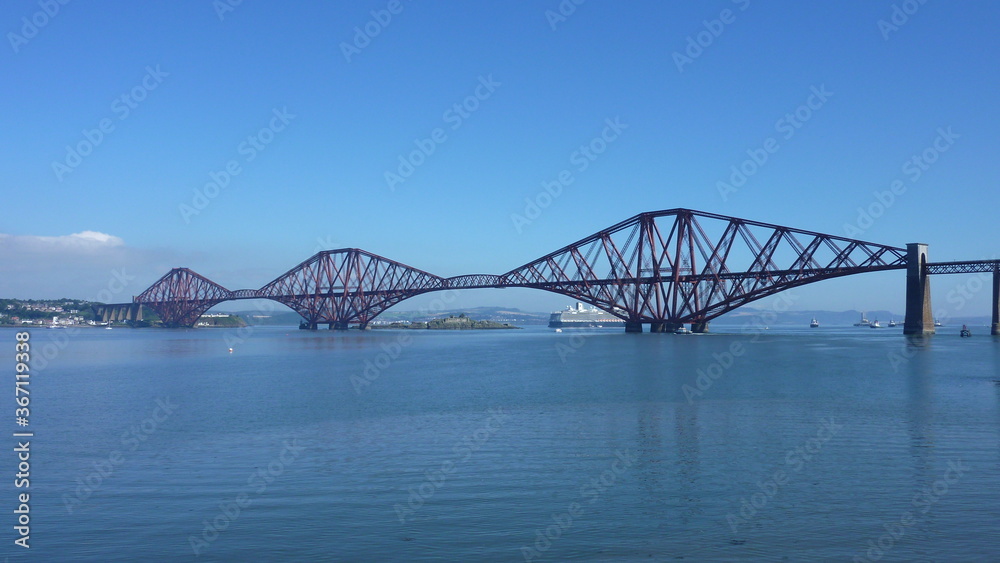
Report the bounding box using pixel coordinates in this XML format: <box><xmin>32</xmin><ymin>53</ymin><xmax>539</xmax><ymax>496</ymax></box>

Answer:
<box><xmin>331</xmin><ymin>321</ymin><xmax>350</xmax><ymax>330</ymax></box>
<box><xmin>903</xmin><ymin>243</ymin><xmax>935</xmax><ymax>336</ymax></box>
<box><xmin>992</xmin><ymin>268</ymin><xmax>999</xmax><ymax>336</ymax></box>
<box><xmin>650</xmin><ymin>321</ymin><xmax>684</xmax><ymax>333</ymax></box>
<box><xmin>691</xmin><ymin>322</ymin><xmax>709</xmax><ymax>334</ymax></box>
<box><xmin>625</xmin><ymin>321</ymin><xmax>643</xmax><ymax>333</ymax></box>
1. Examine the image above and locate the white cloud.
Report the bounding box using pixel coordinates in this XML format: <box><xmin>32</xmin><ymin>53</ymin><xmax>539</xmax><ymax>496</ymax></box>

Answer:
<box><xmin>0</xmin><ymin>230</ymin><xmax>125</xmax><ymax>251</ymax></box>
<box><xmin>0</xmin><ymin>231</ymin><xmax>183</xmax><ymax>300</ymax></box>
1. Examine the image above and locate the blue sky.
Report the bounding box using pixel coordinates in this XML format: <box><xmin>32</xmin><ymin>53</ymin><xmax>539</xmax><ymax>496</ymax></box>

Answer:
<box><xmin>2</xmin><ymin>0</ymin><xmax>998</xmax><ymax>317</ymax></box>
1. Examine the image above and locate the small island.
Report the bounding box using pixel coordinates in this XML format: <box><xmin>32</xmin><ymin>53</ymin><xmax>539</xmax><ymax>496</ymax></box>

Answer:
<box><xmin>193</xmin><ymin>313</ymin><xmax>248</xmax><ymax>328</ymax></box>
<box><xmin>372</xmin><ymin>314</ymin><xmax>520</xmax><ymax>330</ymax></box>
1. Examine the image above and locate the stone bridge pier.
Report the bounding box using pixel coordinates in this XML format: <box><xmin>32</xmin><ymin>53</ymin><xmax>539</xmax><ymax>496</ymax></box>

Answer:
<box><xmin>993</xmin><ymin>267</ymin><xmax>999</xmax><ymax>336</ymax></box>
<box><xmin>903</xmin><ymin>243</ymin><xmax>935</xmax><ymax>336</ymax></box>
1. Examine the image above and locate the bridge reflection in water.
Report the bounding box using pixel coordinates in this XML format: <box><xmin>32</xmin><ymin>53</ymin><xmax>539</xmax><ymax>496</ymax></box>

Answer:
<box><xmin>95</xmin><ymin>209</ymin><xmax>1000</xmax><ymax>335</ymax></box>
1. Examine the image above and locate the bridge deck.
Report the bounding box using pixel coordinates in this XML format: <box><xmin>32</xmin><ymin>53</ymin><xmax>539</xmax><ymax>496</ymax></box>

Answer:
<box><xmin>926</xmin><ymin>260</ymin><xmax>1000</xmax><ymax>275</ymax></box>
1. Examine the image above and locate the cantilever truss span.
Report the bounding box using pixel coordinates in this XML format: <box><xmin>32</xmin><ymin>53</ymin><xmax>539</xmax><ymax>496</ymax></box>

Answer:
<box><xmin>131</xmin><ymin>209</ymin><xmax>910</xmax><ymax>328</ymax></box>
<box><xmin>498</xmin><ymin>209</ymin><xmax>907</xmax><ymax>327</ymax></box>
<box><xmin>136</xmin><ymin>268</ymin><xmax>233</xmax><ymax>328</ymax></box>
<box><xmin>256</xmin><ymin>249</ymin><xmax>445</xmax><ymax>329</ymax></box>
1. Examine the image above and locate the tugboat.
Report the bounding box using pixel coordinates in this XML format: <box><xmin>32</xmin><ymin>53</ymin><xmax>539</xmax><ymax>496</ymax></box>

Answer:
<box><xmin>810</xmin><ymin>318</ymin><xmax>819</xmax><ymax>328</ymax></box>
<box><xmin>934</xmin><ymin>319</ymin><xmax>943</xmax><ymax>327</ymax></box>
<box><xmin>960</xmin><ymin>324</ymin><xmax>972</xmax><ymax>338</ymax></box>
<box><xmin>869</xmin><ymin>319</ymin><xmax>882</xmax><ymax>329</ymax></box>
<box><xmin>888</xmin><ymin>318</ymin><xmax>897</xmax><ymax>328</ymax></box>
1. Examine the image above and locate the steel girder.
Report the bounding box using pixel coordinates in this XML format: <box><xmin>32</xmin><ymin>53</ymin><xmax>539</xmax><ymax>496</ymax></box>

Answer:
<box><xmin>926</xmin><ymin>260</ymin><xmax>1000</xmax><ymax>275</ymax></box>
<box><xmin>444</xmin><ymin>274</ymin><xmax>506</xmax><ymax>288</ymax></box>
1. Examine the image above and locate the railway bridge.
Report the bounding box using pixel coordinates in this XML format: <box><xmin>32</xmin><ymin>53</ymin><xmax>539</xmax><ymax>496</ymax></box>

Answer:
<box><xmin>94</xmin><ymin>209</ymin><xmax>1000</xmax><ymax>335</ymax></box>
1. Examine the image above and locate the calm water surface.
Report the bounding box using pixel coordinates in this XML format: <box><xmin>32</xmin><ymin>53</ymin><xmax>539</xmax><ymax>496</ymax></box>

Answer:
<box><xmin>4</xmin><ymin>324</ymin><xmax>999</xmax><ymax>562</ymax></box>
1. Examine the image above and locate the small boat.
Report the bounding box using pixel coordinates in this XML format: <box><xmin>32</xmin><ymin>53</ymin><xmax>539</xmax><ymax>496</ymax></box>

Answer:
<box><xmin>105</xmin><ymin>326</ymin><xmax>113</xmax><ymax>330</ymax></box>
<box><xmin>674</xmin><ymin>327</ymin><xmax>692</xmax><ymax>334</ymax></box>
<box><xmin>854</xmin><ymin>312</ymin><xmax>871</xmax><ymax>327</ymax></box>
<box><xmin>960</xmin><ymin>325</ymin><xmax>972</xmax><ymax>338</ymax></box>
<box><xmin>554</xmin><ymin>328</ymin><xmax>562</xmax><ymax>333</ymax></box>
<box><xmin>810</xmin><ymin>318</ymin><xmax>819</xmax><ymax>328</ymax></box>
<box><xmin>888</xmin><ymin>318</ymin><xmax>897</xmax><ymax>327</ymax></box>
<box><xmin>934</xmin><ymin>319</ymin><xmax>943</xmax><ymax>327</ymax></box>
<box><xmin>870</xmin><ymin>320</ymin><xmax>882</xmax><ymax>328</ymax></box>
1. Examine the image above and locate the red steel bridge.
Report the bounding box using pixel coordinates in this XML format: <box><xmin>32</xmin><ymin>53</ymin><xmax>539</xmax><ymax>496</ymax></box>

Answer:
<box><xmin>99</xmin><ymin>209</ymin><xmax>1000</xmax><ymax>335</ymax></box>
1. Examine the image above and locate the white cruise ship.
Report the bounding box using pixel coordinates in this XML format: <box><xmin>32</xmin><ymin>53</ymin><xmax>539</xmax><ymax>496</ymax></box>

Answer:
<box><xmin>548</xmin><ymin>302</ymin><xmax>626</xmax><ymax>328</ymax></box>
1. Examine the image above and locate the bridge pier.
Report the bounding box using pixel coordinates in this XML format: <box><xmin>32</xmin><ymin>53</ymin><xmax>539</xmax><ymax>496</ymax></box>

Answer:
<box><xmin>992</xmin><ymin>267</ymin><xmax>999</xmax><ymax>336</ymax></box>
<box><xmin>331</xmin><ymin>321</ymin><xmax>350</xmax><ymax>330</ymax></box>
<box><xmin>625</xmin><ymin>321</ymin><xmax>643</xmax><ymax>333</ymax></box>
<box><xmin>903</xmin><ymin>243</ymin><xmax>935</xmax><ymax>336</ymax></box>
<box><xmin>92</xmin><ymin>303</ymin><xmax>143</xmax><ymax>324</ymax></box>
<box><xmin>649</xmin><ymin>321</ymin><xmax>686</xmax><ymax>333</ymax></box>
<box><xmin>691</xmin><ymin>322</ymin><xmax>709</xmax><ymax>334</ymax></box>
